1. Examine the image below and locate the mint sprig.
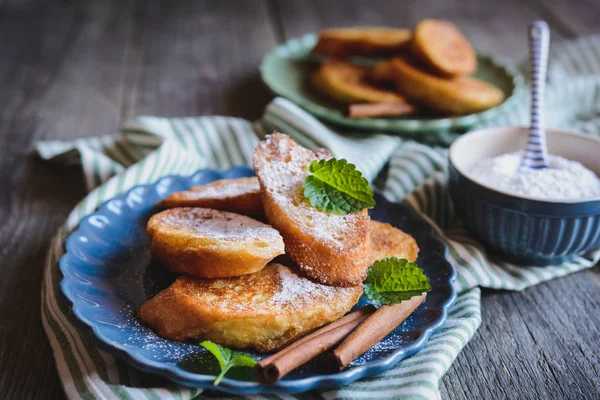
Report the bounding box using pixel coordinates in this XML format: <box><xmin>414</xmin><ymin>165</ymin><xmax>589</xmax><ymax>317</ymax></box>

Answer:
<box><xmin>364</xmin><ymin>257</ymin><xmax>431</xmax><ymax>305</ymax></box>
<box><xmin>303</xmin><ymin>158</ymin><xmax>375</xmax><ymax>215</ymax></box>
<box><xmin>199</xmin><ymin>340</ymin><xmax>258</xmax><ymax>385</ymax></box>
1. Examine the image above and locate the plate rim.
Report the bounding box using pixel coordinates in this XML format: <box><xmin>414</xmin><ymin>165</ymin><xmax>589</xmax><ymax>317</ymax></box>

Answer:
<box><xmin>260</xmin><ymin>33</ymin><xmax>525</xmax><ymax>134</ymax></box>
<box><xmin>58</xmin><ymin>166</ymin><xmax>457</xmax><ymax>395</ymax></box>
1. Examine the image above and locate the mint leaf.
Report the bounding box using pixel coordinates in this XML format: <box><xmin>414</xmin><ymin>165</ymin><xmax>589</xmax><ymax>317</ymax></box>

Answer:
<box><xmin>200</xmin><ymin>340</ymin><xmax>258</xmax><ymax>385</ymax></box>
<box><xmin>364</xmin><ymin>284</ymin><xmax>427</xmax><ymax>305</ymax></box>
<box><xmin>364</xmin><ymin>257</ymin><xmax>431</xmax><ymax>305</ymax></box>
<box><xmin>200</xmin><ymin>340</ymin><xmax>230</xmax><ymax>371</ymax></box>
<box><xmin>303</xmin><ymin>158</ymin><xmax>375</xmax><ymax>215</ymax></box>
<box><xmin>304</xmin><ymin>175</ymin><xmax>369</xmax><ymax>214</ymax></box>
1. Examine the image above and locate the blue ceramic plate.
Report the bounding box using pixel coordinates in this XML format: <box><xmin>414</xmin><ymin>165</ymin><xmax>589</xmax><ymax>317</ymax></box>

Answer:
<box><xmin>59</xmin><ymin>167</ymin><xmax>456</xmax><ymax>395</ymax></box>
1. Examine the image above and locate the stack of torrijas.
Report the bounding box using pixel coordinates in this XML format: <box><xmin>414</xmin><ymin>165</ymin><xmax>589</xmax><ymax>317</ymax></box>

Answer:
<box><xmin>310</xmin><ymin>20</ymin><xmax>505</xmax><ymax>119</ymax></box>
<box><xmin>137</xmin><ymin>133</ymin><xmax>424</xmax><ymax>382</ymax></box>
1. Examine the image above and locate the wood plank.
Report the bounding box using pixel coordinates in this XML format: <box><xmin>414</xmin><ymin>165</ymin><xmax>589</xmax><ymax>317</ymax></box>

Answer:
<box><xmin>439</xmin><ymin>269</ymin><xmax>600</xmax><ymax>399</ymax></box>
<box><xmin>270</xmin><ymin>0</ymin><xmax>568</xmax><ymax>57</ymax></box>
<box><xmin>122</xmin><ymin>0</ymin><xmax>278</xmax><ymax>120</ymax></box>
<box><xmin>531</xmin><ymin>0</ymin><xmax>600</xmax><ymax>37</ymax></box>
<box><xmin>0</xmin><ymin>0</ymin><xmax>135</xmax><ymax>399</ymax></box>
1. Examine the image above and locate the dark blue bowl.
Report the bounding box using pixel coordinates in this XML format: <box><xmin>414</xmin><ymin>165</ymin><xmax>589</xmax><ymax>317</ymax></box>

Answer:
<box><xmin>449</xmin><ymin>127</ymin><xmax>600</xmax><ymax>266</ymax></box>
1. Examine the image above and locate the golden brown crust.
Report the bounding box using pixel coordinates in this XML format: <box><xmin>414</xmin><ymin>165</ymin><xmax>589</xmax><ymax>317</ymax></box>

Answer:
<box><xmin>253</xmin><ymin>133</ymin><xmax>371</xmax><ymax>286</ymax></box>
<box><xmin>157</xmin><ymin>177</ymin><xmax>265</xmax><ymax>220</ymax></box>
<box><xmin>312</xmin><ymin>27</ymin><xmax>411</xmax><ymax>58</ymax></box>
<box><xmin>386</xmin><ymin>56</ymin><xmax>504</xmax><ymax>114</ymax></box>
<box><xmin>310</xmin><ymin>60</ymin><xmax>409</xmax><ymax>105</ymax></box>
<box><xmin>370</xmin><ymin>59</ymin><xmax>396</xmax><ymax>83</ymax></box>
<box><xmin>369</xmin><ymin>220</ymin><xmax>419</xmax><ymax>264</ymax></box>
<box><xmin>147</xmin><ymin>208</ymin><xmax>284</xmax><ymax>278</ymax></box>
<box><xmin>137</xmin><ymin>264</ymin><xmax>363</xmax><ymax>352</ymax></box>
<box><xmin>411</xmin><ymin>19</ymin><xmax>477</xmax><ymax>77</ymax></box>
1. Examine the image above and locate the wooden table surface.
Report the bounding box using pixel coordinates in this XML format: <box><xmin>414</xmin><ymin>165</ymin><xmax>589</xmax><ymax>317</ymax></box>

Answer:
<box><xmin>1</xmin><ymin>0</ymin><xmax>599</xmax><ymax>399</ymax></box>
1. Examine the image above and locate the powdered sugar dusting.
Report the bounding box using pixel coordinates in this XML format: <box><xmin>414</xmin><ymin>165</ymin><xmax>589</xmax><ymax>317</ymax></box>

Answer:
<box><xmin>117</xmin><ymin>304</ymin><xmax>194</xmax><ymax>362</ymax></box>
<box><xmin>278</xmin><ymin>137</ymin><xmax>289</xmax><ymax>153</ymax></box>
<box><xmin>186</xmin><ymin>178</ymin><xmax>259</xmax><ymax>199</ymax></box>
<box><xmin>269</xmin><ymin>264</ymin><xmax>341</xmax><ymax>308</ymax></box>
<box><xmin>165</xmin><ymin>264</ymin><xmax>359</xmax><ymax>315</ymax></box>
<box><xmin>254</xmin><ymin>134</ymin><xmax>359</xmax><ymax>245</ymax></box>
<box><xmin>154</xmin><ymin>208</ymin><xmax>279</xmax><ymax>240</ymax></box>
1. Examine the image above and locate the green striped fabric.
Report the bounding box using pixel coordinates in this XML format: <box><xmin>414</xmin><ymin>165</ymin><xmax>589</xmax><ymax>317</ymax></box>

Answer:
<box><xmin>38</xmin><ymin>36</ymin><xmax>600</xmax><ymax>400</ymax></box>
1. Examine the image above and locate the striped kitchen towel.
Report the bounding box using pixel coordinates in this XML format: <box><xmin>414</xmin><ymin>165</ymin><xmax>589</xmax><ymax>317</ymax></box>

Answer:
<box><xmin>37</xmin><ymin>35</ymin><xmax>600</xmax><ymax>400</ymax></box>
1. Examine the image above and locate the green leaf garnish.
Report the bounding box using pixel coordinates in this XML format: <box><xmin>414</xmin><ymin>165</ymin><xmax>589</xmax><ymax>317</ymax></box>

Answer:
<box><xmin>199</xmin><ymin>340</ymin><xmax>258</xmax><ymax>385</ymax></box>
<box><xmin>303</xmin><ymin>158</ymin><xmax>375</xmax><ymax>215</ymax></box>
<box><xmin>364</xmin><ymin>257</ymin><xmax>431</xmax><ymax>305</ymax></box>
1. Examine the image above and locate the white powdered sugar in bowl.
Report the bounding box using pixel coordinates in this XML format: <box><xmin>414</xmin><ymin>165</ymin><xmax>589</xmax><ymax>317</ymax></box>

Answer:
<box><xmin>469</xmin><ymin>151</ymin><xmax>600</xmax><ymax>200</ymax></box>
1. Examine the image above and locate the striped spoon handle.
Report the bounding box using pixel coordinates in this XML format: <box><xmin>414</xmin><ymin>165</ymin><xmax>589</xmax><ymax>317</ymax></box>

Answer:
<box><xmin>521</xmin><ymin>20</ymin><xmax>550</xmax><ymax>170</ymax></box>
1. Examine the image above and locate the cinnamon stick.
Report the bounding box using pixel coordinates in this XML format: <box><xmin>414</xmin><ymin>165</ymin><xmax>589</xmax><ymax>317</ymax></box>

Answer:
<box><xmin>332</xmin><ymin>294</ymin><xmax>426</xmax><ymax>370</ymax></box>
<box><xmin>348</xmin><ymin>103</ymin><xmax>416</xmax><ymax>119</ymax></box>
<box><xmin>255</xmin><ymin>305</ymin><xmax>375</xmax><ymax>384</ymax></box>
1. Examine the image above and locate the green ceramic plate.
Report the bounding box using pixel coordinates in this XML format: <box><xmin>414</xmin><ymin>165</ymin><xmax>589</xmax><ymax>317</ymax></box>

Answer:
<box><xmin>260</xmin><ymin>33</ymin><xmax>524</xmax><ymax>134</ymax></box>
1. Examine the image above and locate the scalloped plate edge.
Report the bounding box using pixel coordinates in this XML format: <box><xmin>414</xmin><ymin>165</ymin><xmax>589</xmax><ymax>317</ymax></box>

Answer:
<box><xmin>58</xmin><ymin>166</ymin><xmax>457</xmax><ymax>395</ymax></box>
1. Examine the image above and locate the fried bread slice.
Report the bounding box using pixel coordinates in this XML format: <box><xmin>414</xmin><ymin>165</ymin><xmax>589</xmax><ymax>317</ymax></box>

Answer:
<box><xmin>157</xmin><ymin>177</ymin><xmax>265</xmax><ymax>220</ymax></box>
<box><xmin>147</xmin><ymin>208</ymin><xmax>284</xmax><ymax>278</ymax></box>
<box><xmin>310</xmin><ymin>60</ymin><xmax>409</xmax><ymax>105</ymax></box>
<box><xmin>369</xmin><ymin>220</ymin><xmax>419</xmax><ymax>264</ymax></box>
<box><xmin>312</xmin><ymin>27</ymin><xmax>411</xmax><ymax>58</ymax></box>
<box><xmin>137</xmin><ymin>263</ymin><xmax>363</xmax><ymax>352</ymax></box>
<box><xmin>410</xmin><ymin>19</ymin><xmax>476</xmax><ymax>76</ymax></box>
<box><xmin>253</xmin><ymin>133</ymin><xmax>371</xmax><ymax>286</ymax></box>
<box><xmin>385</xmin><ymin>56</ymin><xmax>504</xmax><ymax>114</ymax></box>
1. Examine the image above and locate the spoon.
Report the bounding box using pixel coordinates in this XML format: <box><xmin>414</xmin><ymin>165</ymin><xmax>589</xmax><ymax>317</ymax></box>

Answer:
<box><xmin>520</xmin><ymin>20</ymin><xmax>550</xmax><ymax>170</ymax></box>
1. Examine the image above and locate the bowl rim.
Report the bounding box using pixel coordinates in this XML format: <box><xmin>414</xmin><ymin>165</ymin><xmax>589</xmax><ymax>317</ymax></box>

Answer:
<box><xmin>449</xmin><ymin>126</ymin><xmax>600</xmax><ymax>204</ymax></box>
